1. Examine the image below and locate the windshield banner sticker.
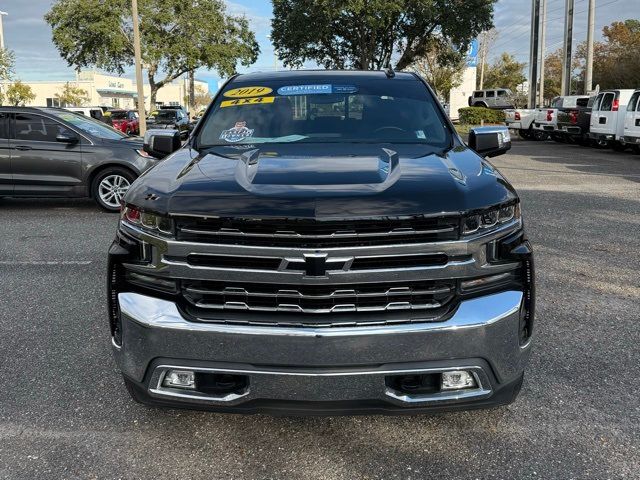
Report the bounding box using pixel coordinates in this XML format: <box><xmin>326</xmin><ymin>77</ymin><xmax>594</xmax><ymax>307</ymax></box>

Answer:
<box><xmin>220</xmin><ymin>122</ymin><xmax>254</xmax><ymax>143</ymax></box>
<box><xmin>223</xmin><ymin>86</ymin><xmax>273</xmax><ymax>98</ymax></box>
<box><xmin>276</xmin><ymin>84</ymin><xmax>359</xmax><ymax>96</ymax></box>
<box><xmin>221</xmin><ymin>96</ymin><xmax>276</xmax><ymax>108</ymax></box>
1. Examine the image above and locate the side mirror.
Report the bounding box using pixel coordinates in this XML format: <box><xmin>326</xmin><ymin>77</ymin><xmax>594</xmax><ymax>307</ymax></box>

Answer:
<box><xmin>143</xmin><ymin>129</ymin><xmax>181</xmax><ymax>159</ymax></box>
<box><xmin>468</xmin><ymin>126</ymin><xmax>512</xmax><ymax>158</ymax></box>
<box><xmin>56</xmin><ymin>132</ymin><xmax>79</xmax><ymax>144</ymax></box>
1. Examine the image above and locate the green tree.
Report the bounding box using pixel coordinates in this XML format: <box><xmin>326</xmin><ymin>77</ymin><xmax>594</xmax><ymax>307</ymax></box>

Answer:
<box><xmin>575</xmin><ymin>19</ymin><xmax>640</xmax><ymax>90</ymax></box>
<box><xmin>45</xmin><ymin>0</ymin><xmax>259</xmax><ymax>108</ymax></box>
<box><xmin>6</xmin><ymin>81</ymin><xmax>36</xmax><ymax>106</ymax></box>
<box><xmin>193</xmin><ymin>86</ymin><xmax>213</xmax><ymax>112</ymax></box>
<box><xmin>0</xmin><ymin>48</ymin><xmax>15</xmax><ymax>81</ymax></box>
<box><xmin>271</xmin><ymin>0</ymin><xmax>497</xmax><ymax>70</ymax></box>
<box><xmin>409</xmin><ymin>38</ymin><xmax>466</xmax><ymax>100</ymax></box>
<box><xmin>482</xmin><ymin>53</ymin><xmax>527</xmax><ymax>92</ymax></box>
<box><xmin>55</xmin><ymin>82</ymin><xmax>90</xmax><ymax>106</ymax></box>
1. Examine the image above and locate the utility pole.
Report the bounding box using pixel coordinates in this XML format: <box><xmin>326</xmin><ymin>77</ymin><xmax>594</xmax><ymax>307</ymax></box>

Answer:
<box><xmin>585</xmin><ymin>0</ymin><xmax>595</xmax><ymax>93</ymax></box>
<box><xmin>478</xmin><ymin>31</ymin><xmax>488</xmax><ymax>90</ymax></box>
<box><xmin>188</xmin><ymin>70</ymin><xmax>195</xmax><ymax>118</ymax></box>
<box><xmin>528</xmin><ymin>0</ymin><xmax>541</xmax><ymax>109</ymax></box>
<box><xmin>538</xmin><ymin>0</ymin><xmax>547</xmax><ymax>106</ymax></box>
<box><xmin>0</xmin><ymin>11</ymin><xmax>7</xmax><ymax>50</ymax></box>
<box><xmin>560</xmin><ymin>0</ymin><xmax>575</xmax><ymax>96</ymax></box>
<box><xmin>131</xmin><ymin>0</ymin><xmax>147</xmax><ymax>136</ymax></box>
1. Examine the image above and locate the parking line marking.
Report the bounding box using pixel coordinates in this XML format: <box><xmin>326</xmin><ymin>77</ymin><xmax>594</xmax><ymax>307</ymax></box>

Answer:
<box><xmin>0</xmin><ymin>261</ymin><xmax>93</xmax><ymax>265</ymax></box>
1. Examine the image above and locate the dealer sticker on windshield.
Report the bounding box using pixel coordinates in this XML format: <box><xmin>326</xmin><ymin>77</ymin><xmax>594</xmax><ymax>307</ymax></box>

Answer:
<box><xmin>221</xmin><ymin>96</ymin><xmax>276</xmax><ymax>108</ymax></box>
<box><xmin>276</xmin><ymin>84</ymin><xmax>359</xmax><ymax>96</ymax></box>
<box><xmin>220</xmin><ymin>122</ymin><xmax>254</xmax><ymax>143</ymax></box>
<box><xmin>223</xmin><ymin>86</ymin><xmax>273</xmax><ymax>98</ymax></box>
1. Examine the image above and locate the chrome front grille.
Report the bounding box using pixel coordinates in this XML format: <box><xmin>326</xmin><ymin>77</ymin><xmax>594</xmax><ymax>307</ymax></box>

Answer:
<box><xmin>181</xmin><ymin>280</ymin><xmax>456</xmax><ymax>315</ymax></box>
<box><xmin>120</xmin><ymin>215</ymin><xmax>524</xmax><ymax>328</ymax></box>
<box><xmin>174</xmin><ymin>215</ymin><xmax>460</xmax><ymax>247</ymax></box>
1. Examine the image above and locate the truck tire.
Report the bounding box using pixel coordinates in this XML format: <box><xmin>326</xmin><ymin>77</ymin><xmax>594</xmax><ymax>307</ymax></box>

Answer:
<box><xmin>532</xmin><ymin>130</ymin><xmax>548</xmax><ymax>141</ymax></box>
<box><xmin>518</xmin><ymin>126</ymin><xmax>533</xmax><ymax>140</ymax></box>
<box><xmin>611</xmin><ymin>141</ymin><xmax>627</xmax><ymax>152</ymax></box>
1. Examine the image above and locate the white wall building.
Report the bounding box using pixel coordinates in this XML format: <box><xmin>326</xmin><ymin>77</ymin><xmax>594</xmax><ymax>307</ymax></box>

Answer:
<box><xmin>448</xmin><ymin>39</ymin><xmax>479</xmax><ymax>121</ymax></box>
<box><xmin>1</xmin><ymin>70</ymin><xmax>209</xmax><ymax>112</ymax></box>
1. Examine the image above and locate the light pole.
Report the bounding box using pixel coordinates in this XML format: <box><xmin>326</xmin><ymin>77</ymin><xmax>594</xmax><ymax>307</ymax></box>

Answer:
<box><xmin>560</xmin><ymin>0</ymin><xmax>575</xmax><ymax>96</ymax></box>
<box><xmin>528</xmin><ymin>0</ymin><xmax>541</xmax><ymax>109</ymax></box>
<box><xmin>131</xmin><ymin>0</ymin><xmax>146</xmax><ymax>136</ymax></box>
<box><xmin>0</xmin><ymin>11</ymin><xmax>8</xmax><ymax>50</ymax></box>
<box><xmin>585</xmin><ymin>0</ymin><xmax>595</xmax><ymax>93</ymax></box>
<box><xmin>538</xmin><ymin>0</ymin><xmax>547</xmax><ymax>107</ymax></box>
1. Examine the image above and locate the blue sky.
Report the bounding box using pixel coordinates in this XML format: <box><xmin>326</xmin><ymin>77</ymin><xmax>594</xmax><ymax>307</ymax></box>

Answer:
<box><xmin>2</xmin><ymin>0</ymin><xmax>638</xmax><ymax>92</ymax></box>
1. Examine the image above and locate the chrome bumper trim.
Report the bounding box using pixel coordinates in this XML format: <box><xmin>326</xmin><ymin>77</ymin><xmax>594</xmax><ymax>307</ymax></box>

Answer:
<box><xmin>118</xmin><ymin>290</ymin><xmax>523</xmax><ymax>337</ymax></box>
<box><xmin>148</xmin><ymin>364</ymin><xmax>491</xmax><ymax>405</ymax></box>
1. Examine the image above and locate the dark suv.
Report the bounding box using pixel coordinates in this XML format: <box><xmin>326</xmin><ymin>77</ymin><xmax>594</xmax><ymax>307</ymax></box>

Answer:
<box><xmin>0</xmin><ymin>107</ymin><xmax>161</xmax><ymax>211</ymax></box>
<box><xmin>108</xmin><ymin>70</ymin><xmax>535</xmax><ymax>415</ymax></box>
<box><xmin>147</xmin><ymin>106</ymin><xmax>190</xmax><ymax>138</ymax></box>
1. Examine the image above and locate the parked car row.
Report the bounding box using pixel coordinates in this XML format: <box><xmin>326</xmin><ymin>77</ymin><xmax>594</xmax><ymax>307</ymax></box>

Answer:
<box><xmin>0</xmin><ymin>107</ymin><xmax>160</xmax><ymax>211</ymax></box>
<box><xmin>506</xmin><ymin>89</ymin><xmax>640</xmax><ymax>152</ymax></box>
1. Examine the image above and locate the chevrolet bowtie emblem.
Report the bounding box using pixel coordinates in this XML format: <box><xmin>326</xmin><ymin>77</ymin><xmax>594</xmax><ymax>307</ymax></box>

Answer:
<box><xmin>285</xmin><ymin>253</ymin><xmax>349</xmax><ymax>276</ymax></box>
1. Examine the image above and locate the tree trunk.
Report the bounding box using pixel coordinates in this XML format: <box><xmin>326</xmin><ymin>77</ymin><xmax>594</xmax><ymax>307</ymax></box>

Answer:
<box><xmin>147</xmin><ymin>70</ymin><xmax>158</xmax><ymax>111</ymax></box>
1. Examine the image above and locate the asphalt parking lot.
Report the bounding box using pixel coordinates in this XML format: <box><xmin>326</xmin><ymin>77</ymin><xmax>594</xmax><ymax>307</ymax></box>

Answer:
<box><xmin>1</xmin><ymin>139</ymin><xmax>639</xmax><ymax>480</ymax></box>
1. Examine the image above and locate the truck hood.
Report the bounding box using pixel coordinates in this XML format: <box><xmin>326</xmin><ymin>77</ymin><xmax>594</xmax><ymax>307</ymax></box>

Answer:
<box><xmin>126</xmin><ymin>144</ymin><xmax>517</xmax><ymax>218</ymax></box>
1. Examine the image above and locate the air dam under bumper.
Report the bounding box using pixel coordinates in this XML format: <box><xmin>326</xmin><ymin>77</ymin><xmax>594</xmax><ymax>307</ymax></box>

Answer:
<box><xmin>114</xmin><ymin>290</ymin><xmax>532</xmax><ymax>414</ymax></box>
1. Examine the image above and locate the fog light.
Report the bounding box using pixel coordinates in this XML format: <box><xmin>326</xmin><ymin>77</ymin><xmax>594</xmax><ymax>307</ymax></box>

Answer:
<box><xmin>441</xmin><ymin>370</ymin><xmax>476</xmax><ymax>390</ymax></box>
<box><xmin>163</xmin><ymin>370</ymin><xmax>195</xmax><ymax>389</ymax></box>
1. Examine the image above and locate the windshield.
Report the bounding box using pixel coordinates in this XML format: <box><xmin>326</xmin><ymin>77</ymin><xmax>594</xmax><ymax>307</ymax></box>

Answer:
<box><xmin>110</xmin><ymin>111</ymin><xmax>129</xmax><ymax>120</ymax></box>
<box><xmin>156</xmin><ymin>110</ymin><xmax>177</xmax><ymax>120</ymax></box>
<box><xmin>50</xmin><ymin>111</ymin><xmax>127</xmax><ymax>140</ymax></box>
<box><xmin>197</xmin><ymin>77</ymin><xmax>451</xmax><ymax>148</ymax></box>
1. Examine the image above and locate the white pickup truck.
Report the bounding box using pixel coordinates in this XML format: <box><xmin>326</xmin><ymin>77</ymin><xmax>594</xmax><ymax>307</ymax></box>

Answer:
<box><xmin>505</xmin><ymin>109</ymin><xmax>536</xmax><ymax>139</ymax></box>
<box><xmin>533</xmin><ymin>96</ymin><xmax>590</xmax><ymax>141</ymax></box>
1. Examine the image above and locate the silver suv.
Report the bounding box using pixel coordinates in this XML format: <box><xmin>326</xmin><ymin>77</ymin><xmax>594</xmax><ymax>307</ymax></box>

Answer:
<box><xmin>469</xmin><ymin>89</ymin><xmax>515</xmax><ymax>110</ymax></box>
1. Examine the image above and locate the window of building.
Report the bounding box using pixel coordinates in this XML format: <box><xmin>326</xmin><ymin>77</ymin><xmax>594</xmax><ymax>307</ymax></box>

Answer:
<box><xmin>46</xmin><ymin>98</ymin><xmax>62</xmax><ymax>108</ymax></box>
<box><xmin>14</xmin><ymin>113</ymin><xmax>72</xmax><ymax>142</ymax></box>
<box><xmin>111</xmin><ymin>98</ymin><xmax>120</xmax><ymax>108</ymax></box>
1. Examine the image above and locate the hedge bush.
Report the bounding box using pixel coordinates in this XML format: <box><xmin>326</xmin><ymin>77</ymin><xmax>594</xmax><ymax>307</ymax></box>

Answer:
<box><xmin>458</xmin><ymin>107</ymin><xmax>506</xmax><ymax>125</ymax></box>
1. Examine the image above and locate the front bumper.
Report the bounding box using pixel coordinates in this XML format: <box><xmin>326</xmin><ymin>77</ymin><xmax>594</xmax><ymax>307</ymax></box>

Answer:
<box><xmin>589</xmin><ymin>132</ymin><xmax>615</xmax><ymax>141</ymax></box>
<box><xmin>113</xmin><ymin>289</ymin><xmax>532</xmax><ymax>414</ymax></box>
<box><xmin>622</xmin><ymin>135</ymin><xmax>640</xmax><ymax>145</ymax></box>
<box><xmin>560</xmin><ymin>125</ymin><xmax>582</xmax><ymax>135</ymax></box>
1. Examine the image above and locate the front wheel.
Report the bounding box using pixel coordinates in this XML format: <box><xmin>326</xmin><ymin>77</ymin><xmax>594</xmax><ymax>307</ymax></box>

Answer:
<box><xmin>91</xmin><ymin>167</ymin><xmax>136</xmax><ymax>212</ymax></box>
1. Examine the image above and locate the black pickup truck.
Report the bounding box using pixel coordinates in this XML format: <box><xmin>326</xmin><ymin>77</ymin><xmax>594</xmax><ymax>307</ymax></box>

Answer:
<box><xmin>557</xmin><ymin>96</ymin><xmax>595</xmax><ymax>145</ymax></box>
<box><xmin>108</xmin><ymin>70</ymin><xmax>535</xmax><ymax>415</ymax></box>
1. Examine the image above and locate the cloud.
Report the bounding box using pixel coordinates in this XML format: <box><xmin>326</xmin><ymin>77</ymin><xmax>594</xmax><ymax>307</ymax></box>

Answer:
<box><xmin>2</xmin><ymin>0</ymin><xmax>638</xmax><ymax>82</ymax></box>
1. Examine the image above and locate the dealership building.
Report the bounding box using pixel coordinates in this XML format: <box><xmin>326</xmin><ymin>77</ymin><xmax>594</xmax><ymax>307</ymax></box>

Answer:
<box><xmin>2</xmin><ymin>70</ymin><xmax>209</xmax><ymax>111</ymax></box>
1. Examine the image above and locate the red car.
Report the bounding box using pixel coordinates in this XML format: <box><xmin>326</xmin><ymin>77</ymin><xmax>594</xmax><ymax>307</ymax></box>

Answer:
<box><xmin>109</xmin><ymin>109</ymin><xmax>140</xmax><ymax>135</ymax></box>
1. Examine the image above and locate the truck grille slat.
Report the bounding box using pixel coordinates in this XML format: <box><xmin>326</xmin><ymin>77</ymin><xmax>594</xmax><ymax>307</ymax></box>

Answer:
<box><xmin>182</xmin><ymin>280</ymin><xmax>455</xmax><ymax>315</ymax></box>
<box><xmin>175</xmin><ymin>216</ymin><xmax>460</xmax><ymax>247</ymax></box>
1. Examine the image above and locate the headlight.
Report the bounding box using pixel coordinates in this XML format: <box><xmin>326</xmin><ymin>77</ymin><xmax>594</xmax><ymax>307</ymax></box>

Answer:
<box><xmin>462</xmin><ymin>202</ymin><xmax>520</xmax><ymax>235</ymax></box>
<box><xmin>121</xmin><ymin>205</ymin><xmax>174</xmax><ymax>236</ymax></box>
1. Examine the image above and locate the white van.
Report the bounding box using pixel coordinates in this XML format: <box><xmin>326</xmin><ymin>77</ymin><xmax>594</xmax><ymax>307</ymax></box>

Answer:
<box><xmin>589</xmin><ymin>89</ymin><xmax>635</xmax><ymax>149</ymax></box>
<box><xmin>622</xmin><ymin>89</ymin><xmax>640</xmax><ymax>148</ymax></box>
